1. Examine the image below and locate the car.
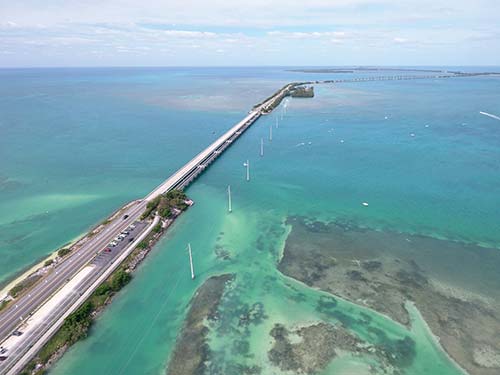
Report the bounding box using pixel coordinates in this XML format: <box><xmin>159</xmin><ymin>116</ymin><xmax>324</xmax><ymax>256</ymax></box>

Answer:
<box><xmin>110</xmin><ymin>241</ymin><xmax>117</xmax><ymax>247</ymax></box>
<box><xmin>123</xmin><ymin>214</ymin><xmax>129</xmax><ymax>220</ymax></box>
<box><xmin>129</xmin><ymin>224</ymin><xmax>136</xmax><ymax>229</ymax></box>
<box><xmin>0</xmin><ymin>355</ymin><xmax>8</xmax><ymax>361</ymax></box>
<box><xmin>12</xmin><ymin>330</ymin><xmax>23</xmax><ymax>337</ymax></box>
<box><xmin>104</xmin><ymin>248</ymin><xmax>112</xmax><ymax>253</ymax></box>
<box><xmin>122</xmin><ymin>230</ymin><xmax>129</xmax><ymax>235</ymax></box>
<box><xmin>128</xmin><ymin>237</ymin><xmax>134</xmax><ymax>242</ymax></box>
<box><xmin>0</xmin><ymin>347</ymin><xmax>7</xmax><ymax>354</ymax></box>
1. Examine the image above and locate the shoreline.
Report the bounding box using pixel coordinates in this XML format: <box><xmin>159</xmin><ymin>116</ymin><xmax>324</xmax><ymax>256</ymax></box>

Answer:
<box><xmin>0</xmin><ymin>255</ymin><xmax>58</xmax><ymax>302</ymax></box>
<box><xmin>405</xmin><ymin>301</ymin><xmax>468</xmax><ymax>375</ymax></box>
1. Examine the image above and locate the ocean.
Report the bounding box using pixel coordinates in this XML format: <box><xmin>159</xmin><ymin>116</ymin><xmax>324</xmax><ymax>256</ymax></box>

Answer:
<box><xmin>0</xmin><ymin>67</ymin><xmax>499</xmax><ymax>374</ymax></box>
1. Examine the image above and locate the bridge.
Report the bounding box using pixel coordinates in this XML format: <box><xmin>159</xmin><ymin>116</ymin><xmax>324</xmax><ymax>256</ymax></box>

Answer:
<box><xmin>309</xmin><ymin>72</ymin><xmax>498</xmax><ymax>85</ymax></box>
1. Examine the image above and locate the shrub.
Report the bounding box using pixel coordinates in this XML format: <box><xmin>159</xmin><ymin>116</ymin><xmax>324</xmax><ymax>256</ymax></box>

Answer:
<box><xmin>58</xmin><ymin>248</ymin><xmax>71</xmax><ymax>257</ymax></box>
<box><xmin>94</xmin><ymin>282</ymin><xmax>112</xmax><ymax>296</ymax></box>
<box><xmin>111</xmin><ymin>270</ymin><xmax>132</xmax><ymax>291</ymax></box>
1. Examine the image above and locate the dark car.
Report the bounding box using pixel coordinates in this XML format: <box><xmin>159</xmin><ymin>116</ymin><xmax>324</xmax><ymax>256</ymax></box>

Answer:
<box><xmin>0</xmin><ymin>355</ymin><xmax>8</xmax><ymax>361</ymax></box>
<box><xmin>123</xmin><ymin>214</ymin><xmax>129</xmax><ymax>220</ymax></box>
<box><xmin>12</xmin><ymin>330</ymin><xmax>23</xmax><ymax>337</ymax></box>
<box><xmin>128</xmin><ymin>237</ymin><xmax>134</xmax><ymax>242</ymax></box>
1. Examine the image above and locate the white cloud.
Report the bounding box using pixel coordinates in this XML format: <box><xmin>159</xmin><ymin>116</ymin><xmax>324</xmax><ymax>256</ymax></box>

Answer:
<box><xmin>267</xmin><ymin>31</ymin><xmax>347</xmax><ymax>39</ymax></box>
<box><xmin>163</xmin><ymin>30</ymin><xmax>217</xmax><ymax>39</ymax></box>
<box><xmin>393</xmin><ymin>37</ymin><xmax>408</xmax><ymax>43</ymax></box>
<box><xmin>0</xmin><ymin>0</ymin><xmax>499</xmax><ymax>66</ymax></box>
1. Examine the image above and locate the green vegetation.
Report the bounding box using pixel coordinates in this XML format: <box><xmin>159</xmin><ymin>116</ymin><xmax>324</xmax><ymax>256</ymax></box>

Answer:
<box><xmin>137</xmin><ymin>240</ymin><xmax>148</xmax><ymax>249</ymax></box>
<box><xmin>101</xmin><ymin>218</ymin><xmax>112</xmax><ymax>226</ymax></box>
<box><xmin>0</xmin><ymin>299</ymin><xmax>9</xmax><ymax>312</ymax></box>
<box><xmin>141</xmin><ymin>189</ymin><xmax>188</xmax><ymax>220</ymax></box>
<box><xmin>141</xmin><ymin>195</ymin><xmax>161</xmax><ymax>220</ymax></box>
<box><xmin>164</xmin><ymin>189</ymin><xmax>188</xmax><ymax>209</ymax></box>
<box><xmin>44</xmin><ymin>259</ymin><xmax>54</xmax><ymax>267</ymax></box>
<box><xmin>110</xmin><ymin>269</ymin><xmax>132</xmax><ymax>291</ymax></box>
<box><xmin>57</xmin><ymin>248</ymin><xmax>71</xmax><ymax>257</ymax></box>
<box><xmin>9</xmin><ymin>275</ymin><xmax>42</xmax><ymax>298</ymax></box>
<box><xmin>160</xmin><ymin>207</ymin><xmax>171</xmax><ymax>218</ymax></box>
<box><xmin>290</xmin><ymin>86</ymin><xmax>314</xmax><ymax>98</ymax></box>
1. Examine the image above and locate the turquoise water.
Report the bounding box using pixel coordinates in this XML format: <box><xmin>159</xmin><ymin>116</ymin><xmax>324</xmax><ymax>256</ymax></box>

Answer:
<box><xmin>1</xmin><ymin>68</ymin><xmax>499</xmax><ymax>374</ymax></box>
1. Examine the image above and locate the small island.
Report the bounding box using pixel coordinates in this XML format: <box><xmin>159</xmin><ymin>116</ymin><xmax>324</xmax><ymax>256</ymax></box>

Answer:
<box><xmin>289</xmin><ymin>86</ymin><xmax>314</xmax><ymax>98</ymax></box>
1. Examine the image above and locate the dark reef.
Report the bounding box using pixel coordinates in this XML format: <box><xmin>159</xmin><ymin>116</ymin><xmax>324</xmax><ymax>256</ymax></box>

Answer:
<box><xmin>166</xmin><ymin>274</ymin><xmax>234</xmax><ymax>375</ymax></box>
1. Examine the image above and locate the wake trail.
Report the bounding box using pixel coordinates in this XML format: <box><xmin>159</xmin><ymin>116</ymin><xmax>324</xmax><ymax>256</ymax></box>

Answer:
<box><xmin>479</xmin><ymin>111</ymin><xmax>500</xmax><ymax>121</ymax></box>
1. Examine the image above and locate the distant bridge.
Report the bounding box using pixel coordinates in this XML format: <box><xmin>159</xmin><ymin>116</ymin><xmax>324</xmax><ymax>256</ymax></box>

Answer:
<box><xmin>309</xmin><ymin>72</ymin><xmax>499</xmax><ymax>85</ymax></box>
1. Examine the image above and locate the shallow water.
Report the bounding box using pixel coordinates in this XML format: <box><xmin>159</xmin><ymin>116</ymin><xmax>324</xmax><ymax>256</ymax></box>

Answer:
<box><xmin>1</xmin><ymin>67</ymin><xmax>499</xmax><ymax>374</ymax></box>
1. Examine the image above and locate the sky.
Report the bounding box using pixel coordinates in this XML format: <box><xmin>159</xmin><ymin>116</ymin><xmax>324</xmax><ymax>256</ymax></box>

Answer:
<box><xmin>1</xmin><ymin>0</ymin><xmax>499</xmax><ymax>67</ymax></box>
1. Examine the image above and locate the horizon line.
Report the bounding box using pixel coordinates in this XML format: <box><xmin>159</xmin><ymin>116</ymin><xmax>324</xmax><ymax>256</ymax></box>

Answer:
<box><xmin>1</xmin><ymin>64</ymin><xmax>500</xmax><ymax>69</ymax></box>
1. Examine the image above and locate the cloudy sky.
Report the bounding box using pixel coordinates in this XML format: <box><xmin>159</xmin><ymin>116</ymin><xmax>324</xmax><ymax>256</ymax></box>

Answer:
<box><xmin>1</xmin><ymin>0</ymin><xmax>499</xmax><ymax>67</ymax></box>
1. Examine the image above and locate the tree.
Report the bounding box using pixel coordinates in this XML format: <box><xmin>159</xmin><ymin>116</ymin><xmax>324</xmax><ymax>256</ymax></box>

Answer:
<box><xmin>111</xmin><ymin>270</ymin><xmax>132</xmax><ymax>291</ymax></box>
